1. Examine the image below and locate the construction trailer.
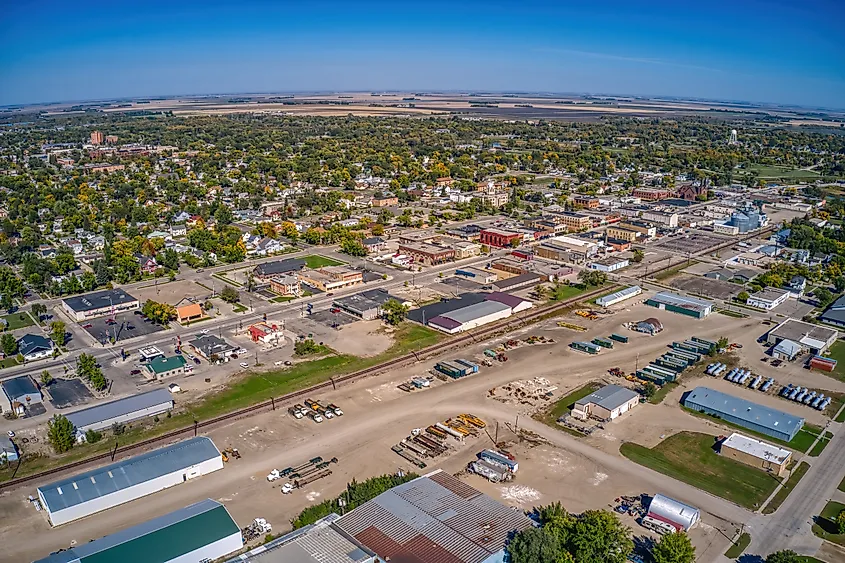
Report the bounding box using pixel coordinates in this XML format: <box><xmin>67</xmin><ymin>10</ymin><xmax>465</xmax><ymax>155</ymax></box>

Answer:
<box><xmin>667</xmin><ymin>349</ymin><xmax>701</xmax><ymax>363</ymax></box>
<box><xmin>691</xmin><ymin>336</ymin><xmax>717</xmax><ymax>353</ymax></box>
<box><xmin>570</xmin><ymin>341</ymin><xmax>601</xmax><ymax>354</ymax></box>
<box><xmin>453</xmin><ymin>359</ymin><xmax>479</xmax><ymax>373</ymax></box>
<box><xmin>809</xmin><ymin>356</ymin><xmax>836</xmax><ymax>372</ymax></box>
<box><xmin>637</xmin><ymin>370</ymin><xmax>669</xmax><ymax>385</ymax></box>
<box><xmin>643</xmin><ymin>364</ymin><xmax>678</xmax><ymax>382</ymax></box>
<box><xmin>480</xmin><ymin>449</ymin><xmax>518</xmax><ymax>472</ymax></box>
<box><xmin>592</xmin><ymin>337</ymin><xmax>614</xmax><ymax>349</ymax></box>
<box><xmin>434</xmin><ymin>361</ymin><xmax>474</xmax><ymax>379</ymax></box>
<box><xmin>609</xmin><ymin>333</ymin><xmax>629</xmax><ymax>343</ymax></box>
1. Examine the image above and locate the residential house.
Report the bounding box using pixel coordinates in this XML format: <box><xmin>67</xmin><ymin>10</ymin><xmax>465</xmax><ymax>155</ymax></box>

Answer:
<box><xmin>170</xmin><ymin>224</ymin><xmax>187</xmax><ymax>237</ymax></box>
<box><xmin>362</xmin><ymin>237</ymin><xmax>387</xmax><ymax>254</ymax></box>
<box><xmin>17</xmin><ymin>334</ymin><xmax>55</xmax><ymax>362</ymax></box>
<box><xmin>250</xmin><ymin>237</ymin><xmax>284</xmax><ymax>257</ymax></box>
<box><xmin>189</xmin><ymin>334</ymin><xmax>237</xmax><ymax>362</ymax></box>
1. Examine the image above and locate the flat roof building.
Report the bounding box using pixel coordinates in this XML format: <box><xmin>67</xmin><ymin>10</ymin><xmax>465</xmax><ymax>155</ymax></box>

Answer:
<box><xmin>333</xmin><ymin>288</ymin><xmax>408</xmax><ymax>320</ymax></box>
<box><xmin>397</xmin><ymin>242</ymin><xmax>455</xmax><ymax>265</ymax></box>
<box><xmin>683</xmin><ymin>387</ymin><xmax>804</xmax><ymax>442</ymax></box>
<box><xmin>37</xmin><ymin>437</ymin><xmax>222</xmax><ymax>526</ymax></box>
<box><xmin>226</xmin><ymin>514</ymin><xmax>376</xmax><ymax>563</ymax></box>
<box><xmin>335</xmin><ymin>469</ymin><xmax>533</xmax><ymax>563</ymax></box>
<box><xmin>573</xmin><ymin>384</ymin><xmax>640</xmax><ymax>421</ymax></box>
<box><xmin>819</xmin><ymin>294</ymin><xmax>845</xmax><ymax>328</ymax></box>
<box><xmin>747</xmin><ymin>288</ymin><xmax>789</xmax><ymax>311</ymax></box>
<box><xmin>67</xmin><ymin>388</ymin><xmax>174</xmax><ymax>439</ymax></box>
<box><xmin>253</xmin><ymin>258</ymin><xmax>305</xmax><ymax>280</ymax></box>
<box><xmin>34</xmin><ymin>499</ymin><xmax>242</xmax><ymax>563</ymax></box>
<box><xmin>720</xmin><ymin>432</ymin><xmax>792</xmax><ymax>477</ymax></box>
<box><xmin>143</xmin><ymin>355</ymin><xmax>188</xmax><ymax>380</ymax></box>
<box><xmin>766</xmin><ymin>318</ymin><xmax>838</xmax><ymax>355</ymax></box>
<box><xmin>62</xmin><ymin>288</ymin><xmax>140</xmax><ymax>321</ymax></box>
<box><xmin>189</xmin><ymin>334</ymin><xmax>238</xmax><ymax>361</ymax></box>
<box><xmin>645</xmin><ymin>291</ymin><xmax>714</xmax><ymax>319</ymax></box>
<box><xmin>597</xmin><ymin>285</ymin><xmax>642</xmax><ymax>307</ymax></box>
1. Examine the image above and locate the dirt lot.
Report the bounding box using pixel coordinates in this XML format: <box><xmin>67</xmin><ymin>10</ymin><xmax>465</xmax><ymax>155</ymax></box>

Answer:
<box><xmin>670</xmin><ymin>274</ymin><xmax>741</xmax><ymax>301</ymax></box>
<box><xmin>0</xmin><ymin>302</ymin><xmax>784</xmax><ymax>562</ymax></box>
<box><xmin>131</xmin><ymin>279</ymin><xmax>209</xmax><ymax>305</ymax></box>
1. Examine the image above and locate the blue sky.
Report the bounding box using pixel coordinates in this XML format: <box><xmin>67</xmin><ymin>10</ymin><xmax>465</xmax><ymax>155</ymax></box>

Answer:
<box><xmin>1</xmin><ymin>0</ymin><xmax>843</xmax><ymax>108</ymax></box>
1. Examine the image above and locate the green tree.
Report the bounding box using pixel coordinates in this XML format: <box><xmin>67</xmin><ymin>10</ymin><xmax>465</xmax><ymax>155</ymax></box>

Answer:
<box><xmin>47</xmin><ymin>414</ymin><xmax>75</xmax><ymax>453</ymax></box>
<box><xmin>567</xmin><ymin>510</ymin><xmax>633</xmax><ymax>563</ymax></box>
<box><xmin>340</xmin><ymin>237</ymin><xmax>367</xmax><ymax>257</ymax></box>
<box><xmin>652</xmin><ymin>531</ymin><xmax>695</xmax><ymax>563</ymax></box>
<box><xmin>642</xmin><ymin>381</ymin><xmax>658</xmax><ymax>400</ymax></box>
<box><xmin>838</xmin><ymin>509</ymin><xmax>845</xmax><ymax>534</ymax></box>
<box><xmin>507</xmin><ymin>526</ymin><xmax>573</xmax><ymax>563</ymax></box>
<box><xmin>85</xmin><ymin>429</ymin><xmax>103</xmax><ymax>443</ymax></box>
<box><xmin>40</xmin><ymin>370</ymin><xmax>53</xmax><ymax>386</ymax></box>
<box><xmin>833</xmin><ymin>276</ymin><xmax>845</xmax><ymax>293</ymax></box>
<box><xmin>765</xmin><ymin>550</ymin><xmax>801</xmax><ymax>563</ymax></box>
<box><xmin>737</xmin><ymin>291</ymin><xmax>749</xmax><ymax>303</ymax></box>
<box><xmin>534</xmin><ymin>284</ymin><xmax>548</xmax><ymax>301</ymax></box>
<box><xmin>578</xmin><ymin>269</ymin><xmax>608</xmax><ymax>288</ymax></box>
<box><xmin>815</xmin><ymin>287</ymin><xmax>834</xmax><ymax>307</ymax></box>
<box><xmin>381</xmin><ymin>299</ymin><xmax>409</xmax><ymax>325</ymax></box>
<box><xmin>141</xmin><ymin>300</ymin><xmax>177</xmax><ymax>324</ymax></box>
<box><xmin>214</xmin><ymin>205</ymin><xmax>233</xmax><ymax>225</ymax></box>
<box><xmin>631</xmin><ymin>249</ymin><xmax>644</xmax><ymax>263</ymax></box>
<box><xmin>31</xmin><ymin>303</ymin><xmax>47</xmax><ymax>322</ymax></box>
<box><xmin>1</xmin><ymin>333</ymin><xmax>17</xmax><ymax>357</ymax></box>
<box><xmin>50</xmin><ymin>320</ymin><xmax>66</xmax><ymax>346</ymax></box>
<box><xmin>90</xmin><ymin>372</ymin><xmax>108</xmax><ymax>392</ymax></box>
<box><xmin>294</xmin><ymin>339</ymin><xmax>320</xmax><ymax>356</ymax></box>
<box><xmin>219</xmin><ymin>285</ymin><xmax>240</xmax><ymax>303</ymax></box>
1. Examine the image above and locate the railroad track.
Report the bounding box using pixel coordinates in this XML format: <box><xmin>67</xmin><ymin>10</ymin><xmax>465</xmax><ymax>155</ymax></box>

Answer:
<box><xmin>2</xmin><ymin>227</ymin><xmax>774</xmax><ymax>490</ymax></box>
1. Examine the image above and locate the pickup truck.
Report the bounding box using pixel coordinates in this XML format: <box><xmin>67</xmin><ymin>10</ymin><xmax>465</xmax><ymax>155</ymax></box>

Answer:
<box><xmin>327</xmin><ymin>403</ymin><xmax>344</xmax><ymax>416</ymax></box>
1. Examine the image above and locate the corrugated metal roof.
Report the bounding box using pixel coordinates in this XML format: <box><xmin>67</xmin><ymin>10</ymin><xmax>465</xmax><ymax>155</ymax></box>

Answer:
<box><xmin>649</xmin><ymin>291</ymin><xmax>714</xmax><ymax>312</ymax></box>
<box><xmin>575</xmin><ymin>384</ymin><xmax>639</xmax><ymax>411</ymax></box>
<box><xmin>335</xmin><ymin>470</ymin><xmax>532</xmax><ymax>563</ymax></box>
<box><xmin>647</xmin><ymin>494</ymin><xmax>700</xmax><ymax>530</ymax></box>
<box><xmin>683</xmin><ymin>387</ymin><xmax>804</xmax><ymax>435</ymax></box>
<box><xmin>34</xmin><ymin>499</ymin><xmax>238</xmax><ymax>563</ymax></box>
<box><xmin>38</xmin><ymin>437</ymin><xmax>219</xmax><ymax>514</ymax></box>
<box><xmin>440</xmin><ymin>301</ymin><xmax>511</xmax><ymax>324</ymax></box>
<box><xmin>66</xmin><ymin>388</ymin><xmax>173</xmax><ymax>430</ymax></box>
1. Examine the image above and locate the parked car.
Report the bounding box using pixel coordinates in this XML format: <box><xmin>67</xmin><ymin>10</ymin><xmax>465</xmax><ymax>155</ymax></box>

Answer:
<box><xmin>126</xmin><ymin>324</ymin><xmax>135</xmax><ymax>330</ymax></box>
<box><xmin>230</xmin><ymin>353</ymin><xmax>238</xmax><ymax>359</ymax></box>
<box><xmin>133</xmin><ymin>311</ymin><xmax>143</xmax><ymax>316</ymax></box>
<box><xmin>130</xmin><ymin>369</ymin><xmax>141</xmax><ymax>375</ymax></box>
<box><xmin>239</xmin><ymin>362</ymin><xmax>249</xmax><ymax>368</ymax></box>
<box><xmin>7</xmin><ymin>430</ymin><xmax>15</xmax><ymax>438</ymax></box>
<box><xmin>237</xmin><ymin>348</ymin><xmax>247</xmax><ymax>354</ymax></box>
<box><xmin>81</xmin><ymin>323</ymin><xmax>93</xmax><ymax>329</ymax></box>
<box><xmin>200</xmin><ymin>329</ymin><xmax>209</xmax><ymax>334</ymax></box>
<box><xmin>193</xmin><ymin>357</ymin><xmax>201</xmax><ymax>365</ymax></box>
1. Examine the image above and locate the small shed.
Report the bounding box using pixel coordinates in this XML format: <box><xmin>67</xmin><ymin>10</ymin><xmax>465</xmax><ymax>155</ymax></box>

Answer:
<box><xmin>772</xmin><ymin>339</ymin><xmax>801</xmax><ymax>361</ymax></box>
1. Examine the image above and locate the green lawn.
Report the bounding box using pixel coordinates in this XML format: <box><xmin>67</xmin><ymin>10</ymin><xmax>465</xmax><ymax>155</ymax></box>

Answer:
<box><xmin>535</xmin><ymin>382</ymin><xmax>602</xmax><ymax>427</ymax></box>
<box><xmin>2</xmin><ymin>312</ymin><xmax>35</xmax><ymax>330</ymax></box>
<box><xmin>302</xmin><ymin>255</ymin><xmax>345</xmax><ymax>269</ymax></box>
<box><xmin>725</xmin><ymin>532</ymin><xmax>751</xmax><ymax>559</ymax></box>
<box><xmin>744</xmin><ymin>164</ymin><xmax>821</xmax><ymax>180</ymax></box>
<box><xmin>717</xmin><ymin>309</ymin><xmax>748</xmax><ymax>319</ymax></box>
<box><xmin>682</xmin><ymin>407</ymin><xmax>822</xmax><ymax>452</ymax></box>
<box><xmin>269</xmin><ymin>295</ymin><xmax>296</xmax><ymax>303</ymax></box>
<box><xmin>654</xmin><ymin>260</ymin><xmax>697</xmax><ymax>281</ymax></box>
<box><xmin>838</xmin><ymin>474</ymin><xmax>845</xmax><ymax>493</ymax></box>
<box><xmin>823</xmin><ymin>340</ymin><xmax>845</xmax><ymax>383</ymax></box>
<box><xmin>812</xmin><ymin>500</ymin><xmax>845</xmax><ymax>546</ymax></box>
<box><xmin>620</xmin><ymin>432</ymin><xmax>783</xmax><ymax>509</ymax></box>
<box><xmin>549</xmin><ymin>283</ymin><xmax>588</xmax><ymax>302</ymax></box>
<box><xmin>763</xmin><ymin>461</ymin><xmax>810</xmax><ymax>514</ymax></box>
<box><xmin>0</xmin><ymin>357</ymin><xmax>20</xmax><ymax>369</ymax></box>
<box><xmin>232</xmin><ymin>303</ymin><xmax>248</xmax><ymax>313</ymax></box>
<box><xmin>809</xmin><ymin>432</ymin><xmax>834</xmax><ymax>457</ymax></box>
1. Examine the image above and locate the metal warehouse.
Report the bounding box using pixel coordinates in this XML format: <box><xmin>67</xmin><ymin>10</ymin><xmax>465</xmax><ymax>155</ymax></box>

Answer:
<box><xmin>646</xmin><ymin>494</ymin><xmax>700</xmax><ymax>532</ymax></box>
<box><xmin>428</xmin><ymin>300</ymin><xmax>512</xmax><ymax>334</ymax></box>
<box><xmin>596</xmin><ymin>285</ymin><xmax>642</xmax><ymax>307</ymax></box>
<box><xmin>572</xmin><ymin>384</ymin><xmax>640</xmax><ymax>421</ymax></box>
<box><xmin>683</xmin><ymin>387</ymin><xmax>805</xmax><ymax>442</ymax></box>
<box><xmin>37</xmin><ymin>437</ymin><xmax>223</xmax><ymax>526</ymax></box>
<box><xmin>645</xmin><ymin>291</ymin><xmax>714</xmax><ymax>318</ymax></box>
<box><xmin>335</xmin><ymin>469</ymin><xmax>533</xmax><ymax>563</ymax></box>
<box><xmin>34</xmin><ymin>499</ymin><xmax>243</xmax><ymax>563</ymax></box>
<box><xmin>227</xmin><ymin>514</ymin><xmax>376</xmax><ymax>563</ymax></box>
<box><xmin>333</xmin><ymin>288</ymin><xmax>408</xmax><ymax>320</ymax></box>
<box><xmin>67</xmin><ymin>388</ymin><xmax>174</xmax><ymax>440</ymax></box>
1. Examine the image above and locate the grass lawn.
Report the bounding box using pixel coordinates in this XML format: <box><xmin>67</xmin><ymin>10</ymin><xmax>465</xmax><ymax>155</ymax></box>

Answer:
<box><xmin>183</xmin><ymin>316</ymin><xmax>212</xmax><ymax>327</ymax></box>
<box><xmin>717</xmin><ymin>309</ymin><xmax>748</xmax><ymax>319</ymax></box>
<box><xmin>809</xmin><ymin>432</ymin><xmax>834</xmax><ymax>457</ymax></box>
<box><xmin>823</xmin><ymin>340</ymin><xmax>845</xmax><ymax>383</ymax></box>
<box><xmin>620</xmin><ymin>432</ymin><xmax>783</xmax><ymax>509</ymax></box>
<box><xmin>302</xmin><ymin>255</ymin><xmax>345</xmax><ymax>269</ymax></box>
<box><xmin>0</xmin><ymin>323</ymin><xmax>444</xmax><ymax>484</ymax></box>
<box><xmin>269</xmin><ymin>295</ymin><xmax>296</xmax><ymax>303</ymax></box>
<box><xmin>744</xmin><ymin>164</ymin><xmax>821</xmax><ymax>180</ymax></box>
<box><xmin>535</xmin><ymin>382</ymin><xmax>602</xmax><ymax>427</ymax></box>
<box><xmin>232</xmin><ymin>303</ymin><xmax>248</xmax><ymax>313</ymax></box>
<box><xmin>812</xmin><ymin>500</ymin><xmax>845</xmax><ymax>546</ymax></box>
<box><xmin>648</xmin><ymin>382</ymin><xmax>678</xmax><ymax>405</ymax></box>
<box><xmin>839</xmin><ymin>475</ymin><xmax>845</xmax><ymax>493</ymax></box>
<box><xmin>2</xmin><ymin>312</ymin><xmax>35</xmax><ymax>330</ymax></box>
<box><xmin>549</xmin><ymin>283</ymin><xmax>588</xmax><ymax>302</ymax></box>
<box><xmin>211</xmin><ymin>273</ymin><xmax>242</xmax><ymax>287</ymax></box>
<box><xmin>724</xmin><ymin>532</ymin><xmax>751</xmax><ymax>559</ymax></box>
<box><xmin>0</xmin><ymin>357</ymin><xmax>20</xmax><ymax>369</ymax></box>
<box><xmin>763</xmin><ymin>461</ymin><xmax>810</xmax><ymax>514</ymax></box>
<box><xmin>682</xmin><ymin>407</ymin><xmax>822</xmax><ymax>453</ymax></box>
<box><xmin>654</xmin><ymin>260</ymin><xmax>697</xmax><ymax>281</ymax></box>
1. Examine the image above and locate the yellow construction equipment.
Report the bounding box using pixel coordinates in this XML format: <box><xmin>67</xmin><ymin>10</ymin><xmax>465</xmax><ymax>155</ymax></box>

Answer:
<box><xmin>575</xmin><ymin>310</ymin><xmax>599</xmax><ymax>320</ymax></box>
<box><xmin>458</xmin><ymin>414</ymin><xmax>486</xmax><ymax>428</ymax></box>
<box><xmin>556</xmin><ymin>321</ymin><xmax>587</xmax><ymax>331</ymax></box>
<box><xmin>444</xmin><ymin>419</ymin><xmax>472</xmax><ymax>436</ymax></box>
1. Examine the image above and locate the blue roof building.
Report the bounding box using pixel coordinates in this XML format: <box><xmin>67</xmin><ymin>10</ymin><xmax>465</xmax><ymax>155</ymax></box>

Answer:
<box><xmin>37</xmin><ymin>437</ymin><xmax>222</xmax><ymax>526</ymax></box>
<box><xmin>683</xmin><ymin>387</ymin><xmax>804</xmax><ymax>442</ymax></box>
<box><xmin>66</xmin><ymin>388</ymin><xmax>173</xmax><ymax>437</ymax></box>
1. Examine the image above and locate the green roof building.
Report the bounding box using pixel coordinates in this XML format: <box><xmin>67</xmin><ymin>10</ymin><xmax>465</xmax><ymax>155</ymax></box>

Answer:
<box><xmin>144</xmin><ymin>355</ymin><xmax>188</xmax><ymax>380</ymax></box>
<box><xmin>35</xmin><ymin>499</ymin><xmax>243</xmax><ymax>563</ymax></box>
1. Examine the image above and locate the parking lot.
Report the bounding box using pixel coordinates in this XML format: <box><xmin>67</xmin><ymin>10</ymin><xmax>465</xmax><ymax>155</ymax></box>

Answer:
<box><xmin>81</xmin><ymin>312</ymin><xmax>166</xmax><ymax>344</ymax></box>
<box><xmin>47</xmin><ymin>378</ymin><xmax>93</xmax><ymax>409</ymax></box>
<box><xmin>657</xmin><ymin>232</ymin><xmax>727</xmax><ymax>254</ymax></box>
<box><xmin>670</xmin><ymin>274</ymin><xmax>741</xmax><ymax>301</ymax></box>
<box><xmin>305</xmin><ymin>309</ymin><xmax>359</xmax><ymax>328</ymax></box>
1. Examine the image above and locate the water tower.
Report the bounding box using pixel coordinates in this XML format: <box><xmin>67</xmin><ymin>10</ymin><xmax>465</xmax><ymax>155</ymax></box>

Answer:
<box><xmin>729</xmin><ymin>129</ymin><xmax>738</xmax><ymax>145</ymax></box>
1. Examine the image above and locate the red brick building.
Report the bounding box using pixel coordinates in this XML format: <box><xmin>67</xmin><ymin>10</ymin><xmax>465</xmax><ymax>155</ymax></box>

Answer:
<box><xmin>632</xmin><ymin>188</ymin><xmax>671</xmax><ymax>201</ymax></box>
<box><xmin>397</xmin><ymin>242</ymin><xmax>455</xmax><ymax>266</ymax></box>
<box><xmin>480</xmin><ymin>228</ymin><xmax>522</xmax><ymax>248</ymax></box>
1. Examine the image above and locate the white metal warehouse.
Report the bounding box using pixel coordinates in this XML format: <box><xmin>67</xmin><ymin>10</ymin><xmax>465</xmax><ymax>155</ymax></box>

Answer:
<box><xmin>646</xmin><ymin>494</ymin><xmax>700</xmax><ymax>532</ymax></box>
<box><xmin>37</xmin><ymin>437</ymin><xmax>223</xmax><ymax>526</ymax></box>
<box><xmin>67</xmin><ymin>388</ymin><xmax>174</xmax><ymax>440</ymax></box>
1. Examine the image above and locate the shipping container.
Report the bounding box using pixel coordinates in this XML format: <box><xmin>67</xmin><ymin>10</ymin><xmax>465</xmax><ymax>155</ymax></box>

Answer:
<box><xmin>592</xmin><ymin>338</ymin><xmax>614</xmax><ymax>349</ymax></box>
<box><xmin>453</xmin><ymin>359</ymin><xmax>479</xmax><ymax>373</ymax></box>
<box><xmin>610</xmin><ymin>333</ymin><xmax>629</xmax><ymax>343</ymax></box>
<box><xmin>570</xmin><ymin>341</ymin><xmax>601</xmax><ymax>354</ymax></box>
